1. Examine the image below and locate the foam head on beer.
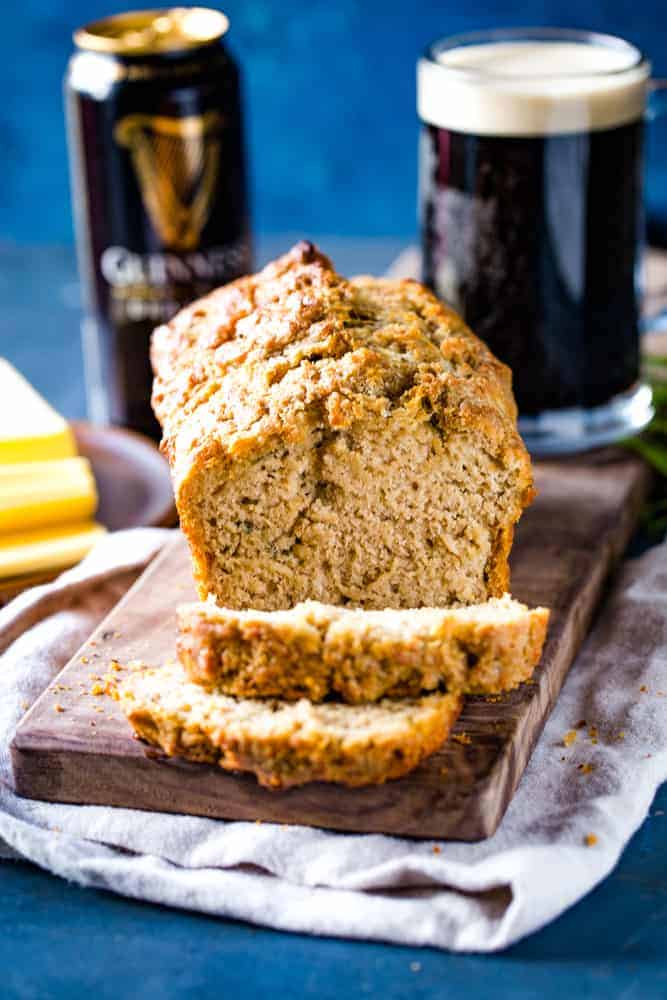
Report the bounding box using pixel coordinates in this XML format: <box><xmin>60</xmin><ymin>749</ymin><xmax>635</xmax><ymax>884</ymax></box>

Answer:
<box><xmin>418</xmin><ymin>37</ymin><xmax>649</xmax><ymax>136</ymax></box>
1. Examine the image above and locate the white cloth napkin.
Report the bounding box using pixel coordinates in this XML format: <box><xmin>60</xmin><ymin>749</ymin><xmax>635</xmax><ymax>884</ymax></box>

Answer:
<box><xmin>1</xmin><ymin>527</ymin><xmax>666</xmax><ymax>952</ymax></box>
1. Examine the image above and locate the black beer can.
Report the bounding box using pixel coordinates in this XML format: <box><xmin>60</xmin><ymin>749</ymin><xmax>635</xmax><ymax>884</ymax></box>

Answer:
<box><xmin>65</xmin><ymin>7</ymin><xmax>252</xmax><ymax>440</ymax></box>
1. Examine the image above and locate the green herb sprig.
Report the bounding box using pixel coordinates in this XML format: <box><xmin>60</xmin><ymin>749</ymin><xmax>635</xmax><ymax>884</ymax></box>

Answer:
<box><xmin>623</xmin><ymin>357</ymin><xmax>667</xmax><ymax>539</ymax></box>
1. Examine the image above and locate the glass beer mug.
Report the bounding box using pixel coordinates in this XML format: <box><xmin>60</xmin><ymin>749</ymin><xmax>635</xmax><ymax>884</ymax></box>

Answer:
<box><xmin>419</xmin><ymin>27</ymin><xmax>667</xmax><ymax>454</ymax></box>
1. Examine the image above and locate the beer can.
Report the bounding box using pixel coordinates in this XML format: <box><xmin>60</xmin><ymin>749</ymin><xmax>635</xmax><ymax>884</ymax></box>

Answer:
<box><xmin>65</xmin><ymin>7</ymin><xmax>252</xmax><ymax>440</ymax></box>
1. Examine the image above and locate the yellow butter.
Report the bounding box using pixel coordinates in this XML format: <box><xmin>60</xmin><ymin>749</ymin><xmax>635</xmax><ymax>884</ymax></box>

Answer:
<box><xmin>0</xmin><ymin>522</ymin><xmax>106</xmax><ymax>579</ymax></box>
<box><xmin>0</xmin><ymin>359</ymin><xmax>76</xmax><ymax>464</ymax></box>
<box><xmin>0</xmin><ymin>457</ymin><xmax>98</xmax><ymax>534</ymax></box>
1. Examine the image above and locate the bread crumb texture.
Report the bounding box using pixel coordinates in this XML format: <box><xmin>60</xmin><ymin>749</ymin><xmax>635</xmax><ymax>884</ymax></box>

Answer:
<box><xmin>109</xmin><ymin>661</ymin><xmax>463</xmax><ymax>789</ymax></box>
<box><xmin>152</xmin><ymin>241</ymin><xmax>534</xmax><ymax>611</ymax></box>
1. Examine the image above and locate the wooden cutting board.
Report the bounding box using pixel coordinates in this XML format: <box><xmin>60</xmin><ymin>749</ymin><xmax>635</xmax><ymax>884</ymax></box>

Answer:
<box><xmin>10</xmin><ymin>450</ymin><xmax>651</xmax><ymax>840</ymax></box>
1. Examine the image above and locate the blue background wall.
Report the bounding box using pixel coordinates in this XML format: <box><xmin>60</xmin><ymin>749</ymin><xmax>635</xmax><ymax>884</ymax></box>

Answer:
<box><xmin>2</xmin><ymin>0</ymin><xmax>667</xmax><ymax>242</ymax></box>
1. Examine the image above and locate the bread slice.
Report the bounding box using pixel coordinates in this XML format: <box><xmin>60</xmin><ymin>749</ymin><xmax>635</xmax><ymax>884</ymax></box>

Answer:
<box><xmin>151</xmin><ymin>241</ymin><xmax>534</xmax><ymax>611</ymax></box>
<box><xmin>109</xmin><ymin>660</ymin><xmax>462</xmax><ymax>789</ymax></box>
<box><xmin>177</xmin><ymin>595</ymin><xmax>549</xmax><ymax>703</ymax></box>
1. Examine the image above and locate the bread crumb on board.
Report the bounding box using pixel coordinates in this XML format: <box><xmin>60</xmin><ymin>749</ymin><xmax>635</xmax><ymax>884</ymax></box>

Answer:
<box><xmin>563</xmin><ymin>730</ymin><xmax>578</xmax><ymax>747</ymax></box>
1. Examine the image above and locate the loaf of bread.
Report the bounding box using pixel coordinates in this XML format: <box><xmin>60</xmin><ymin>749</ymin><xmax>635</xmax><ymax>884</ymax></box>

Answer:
<box><xmin>177</xmin><ymin>595</ymin><xmax>549</xmax><ymax>703</ymax></box>
<box><xmin>152</xmin><ymin>242</ymin><xmax>534</xmax><ymax>611</ymax></box>
<box><xmin>110</xmin><ymin>661</ymin><xmax>462</xmax><ymax>789</ymax></box>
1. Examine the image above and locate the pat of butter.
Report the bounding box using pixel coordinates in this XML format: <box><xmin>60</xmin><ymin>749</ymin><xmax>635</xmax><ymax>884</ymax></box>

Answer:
<box><xmin>0</xmin><ymin>457</ymin><xmax>98</xmax><ymax>534</ymax></box>
<box><xmin>0</xmin><ymin>358</ymin><xmax>76</xmax><ymax>464</ymax></box>
<box><xmin>0</xmin><ymin>522</ymin><xmax>106</xmax><ymax>579</ymax></box>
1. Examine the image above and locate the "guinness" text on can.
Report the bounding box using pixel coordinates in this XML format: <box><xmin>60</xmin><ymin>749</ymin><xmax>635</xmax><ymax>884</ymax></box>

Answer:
<box><xmin>65</xmin><ymin>7</ymin><xmax>252</xmax><ymax>439</ymax></box>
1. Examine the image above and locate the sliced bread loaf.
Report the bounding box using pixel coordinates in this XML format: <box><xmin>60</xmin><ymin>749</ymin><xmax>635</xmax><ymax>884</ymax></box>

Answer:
<box><xmin>177</xmin><ymin>595</ymin><xmax>549</xmax><ymax>703</ymax></box>
<box><xmin>151</xmin><ymin>241</ymin><xmax>534</xmax><ymax>611</ymax></box>
<box><xmin>109</xmin><ymin>661</ymin><xmax>462</xmax><ymax>789</ymax></box>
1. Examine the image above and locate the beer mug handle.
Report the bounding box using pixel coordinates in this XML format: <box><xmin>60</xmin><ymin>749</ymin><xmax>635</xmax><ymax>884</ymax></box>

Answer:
<box><xmin>647</xmin><ymin>79</ymin><xmax>667</xmax><ymax>121</ymax></box>
<box><xmin>642</xmin><ymin>80</ymin><xmax>667</xmax><ymax>334</ymax></box>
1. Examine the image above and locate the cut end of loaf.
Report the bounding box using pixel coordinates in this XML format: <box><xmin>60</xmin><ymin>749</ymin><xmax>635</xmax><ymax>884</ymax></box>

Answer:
<box><xmin>179</xmin><ymin>411</ymin><xmax>529</xmax><ymax>611</ymax></box>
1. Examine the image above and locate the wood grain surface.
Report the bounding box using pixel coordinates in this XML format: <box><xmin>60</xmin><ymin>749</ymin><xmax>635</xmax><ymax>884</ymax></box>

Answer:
<box><xmin>10</xmin><ymin>450</ymin><xmax>652</xmax><ymax>840</ymax></box>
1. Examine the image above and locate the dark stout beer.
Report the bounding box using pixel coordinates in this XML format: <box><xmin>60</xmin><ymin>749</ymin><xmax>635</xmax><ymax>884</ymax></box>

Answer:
<box><xmin>65</xmin><ymin>8</ymin><xmax>251</xmax><ymax>439</ymax></box>
<box><xmin>418</xmin><ymin>31</ymin><xmax>653</xmax><ymax>452</ymax></box>
<box><xmin>421</xmin><ymin>121</ymin><xmax>643</xmax><ymax>414</ymax></box>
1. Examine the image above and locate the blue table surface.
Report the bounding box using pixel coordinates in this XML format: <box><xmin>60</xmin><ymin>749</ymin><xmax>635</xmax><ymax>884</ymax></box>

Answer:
<box><xmin>1</xmin><ymin>237</ymin><xmax>666</xmax><ymax>999</ymax></box>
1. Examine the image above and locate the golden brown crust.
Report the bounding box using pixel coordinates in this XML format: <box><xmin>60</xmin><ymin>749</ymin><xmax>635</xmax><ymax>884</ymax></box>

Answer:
<box><xmin>153</xmin><ymin>241</ymin><xmax>528</xmax><ymax>484</ymax></box>
<box><xmin>177</xmin><ymin>597</ymin><xmax>549</xmax><ymax>702</ymax></box>
<box><xmin>152</xmin><ymin>241</ymin><xmax>534</xmax><ymax>608</ymax></box>
<box><xmin>109</xmin><ymin>660</ymin><xmax>462</xmax><ymax>789</ymax></box>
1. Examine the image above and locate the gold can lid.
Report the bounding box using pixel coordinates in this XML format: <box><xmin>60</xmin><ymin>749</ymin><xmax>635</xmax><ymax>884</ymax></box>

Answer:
<box><xmin>73</xmin><ymin>7</ymin><xmax>229</xmax><ymax>56</ymax></box>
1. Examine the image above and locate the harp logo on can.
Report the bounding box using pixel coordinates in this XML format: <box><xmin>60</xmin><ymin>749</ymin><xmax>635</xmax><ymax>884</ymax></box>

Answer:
<box><xmin>114</xmin><ymin>111</ymin><xmax>224</xmax><ymax>251</ymax></box>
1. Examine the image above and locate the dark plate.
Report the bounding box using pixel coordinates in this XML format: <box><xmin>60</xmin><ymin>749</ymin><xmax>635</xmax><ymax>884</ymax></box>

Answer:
<box><xmin>72</xmin><ymin>422</ymin><xmax>176</xmax><ymax>531</ymax></box>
